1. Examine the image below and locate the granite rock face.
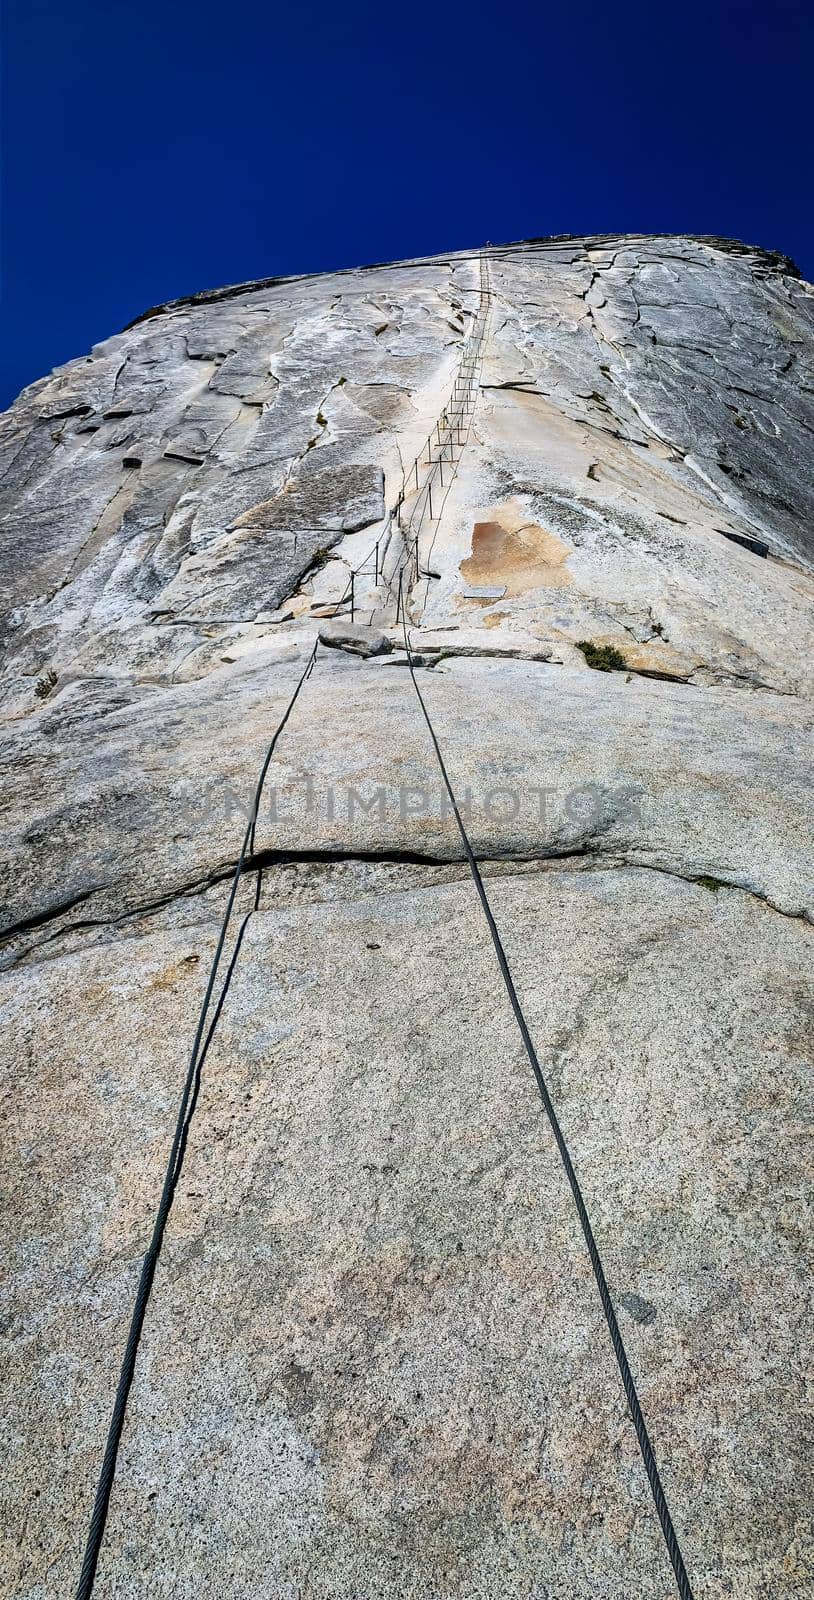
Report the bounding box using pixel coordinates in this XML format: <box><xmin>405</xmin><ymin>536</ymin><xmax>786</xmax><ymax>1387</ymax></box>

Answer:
<box><xmin>1</xmin><ymin>235</ymin><xmax>812</xmax><ymax>1600</ymax></box>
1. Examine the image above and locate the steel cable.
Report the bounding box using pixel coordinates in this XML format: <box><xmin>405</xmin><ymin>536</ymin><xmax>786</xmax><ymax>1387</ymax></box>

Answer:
<box><xmin>72</xmin><ymin>246</ymin><xmax>695</xmax><ymax>1600</ymax></box>
<box><xmin>75</xmin><ymin>638</ymin><xmax>319</xmax><ymax>1600</ymax></box>
<box><xmin>397</xmin><ymin>585</ymin><xmax>695</xmax><ymax>1600</ymax></box>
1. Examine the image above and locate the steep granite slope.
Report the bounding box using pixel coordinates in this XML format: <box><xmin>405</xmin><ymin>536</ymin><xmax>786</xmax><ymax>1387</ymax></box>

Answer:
<box><xmin>1</xmin><ymin>235</ymin><xmax>812</xmax><ymax>1600</ymax></box>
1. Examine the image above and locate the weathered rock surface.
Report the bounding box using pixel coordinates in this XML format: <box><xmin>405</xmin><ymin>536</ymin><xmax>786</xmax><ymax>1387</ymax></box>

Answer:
<box><xmin>318</xmin><ymin>621</ymin><xmax>392</xmax><ymax>657</ymax></box>
<box><xmin>1</xmin><ymin>234</ymin><xmax>812</xmax><ymax>1600</ymax></box>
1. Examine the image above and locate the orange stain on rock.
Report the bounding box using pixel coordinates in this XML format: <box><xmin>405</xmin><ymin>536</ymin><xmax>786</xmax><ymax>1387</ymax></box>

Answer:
<box><xmin>460</xmin><ymin>502</ymin><xmax>572</xmax><ymax>597</ymax></box>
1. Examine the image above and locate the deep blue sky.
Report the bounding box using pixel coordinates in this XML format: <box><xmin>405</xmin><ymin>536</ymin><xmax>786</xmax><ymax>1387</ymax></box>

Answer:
<box><xmin>3</xmin><ymin>0</ymin><xmax>813</xmax><ymax>410</ymax></box>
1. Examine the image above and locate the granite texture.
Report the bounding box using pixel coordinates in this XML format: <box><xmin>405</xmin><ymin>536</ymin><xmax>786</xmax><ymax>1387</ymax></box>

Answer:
<box><xmin>1</xmin><ymin>234</ymin><xmax>812</xmax><ymax>1600</ymax></box>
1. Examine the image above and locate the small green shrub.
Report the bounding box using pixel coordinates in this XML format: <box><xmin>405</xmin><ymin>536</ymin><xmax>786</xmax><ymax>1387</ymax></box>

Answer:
<box><xmin>577</xmin><ymin>640</ymin><xmax>627</xmax><ymax>672</ymax></box>
<box><xmin>695</xmin><ymin>875</ymin><xmax>727</xmax><ymax>893</ymax></box>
